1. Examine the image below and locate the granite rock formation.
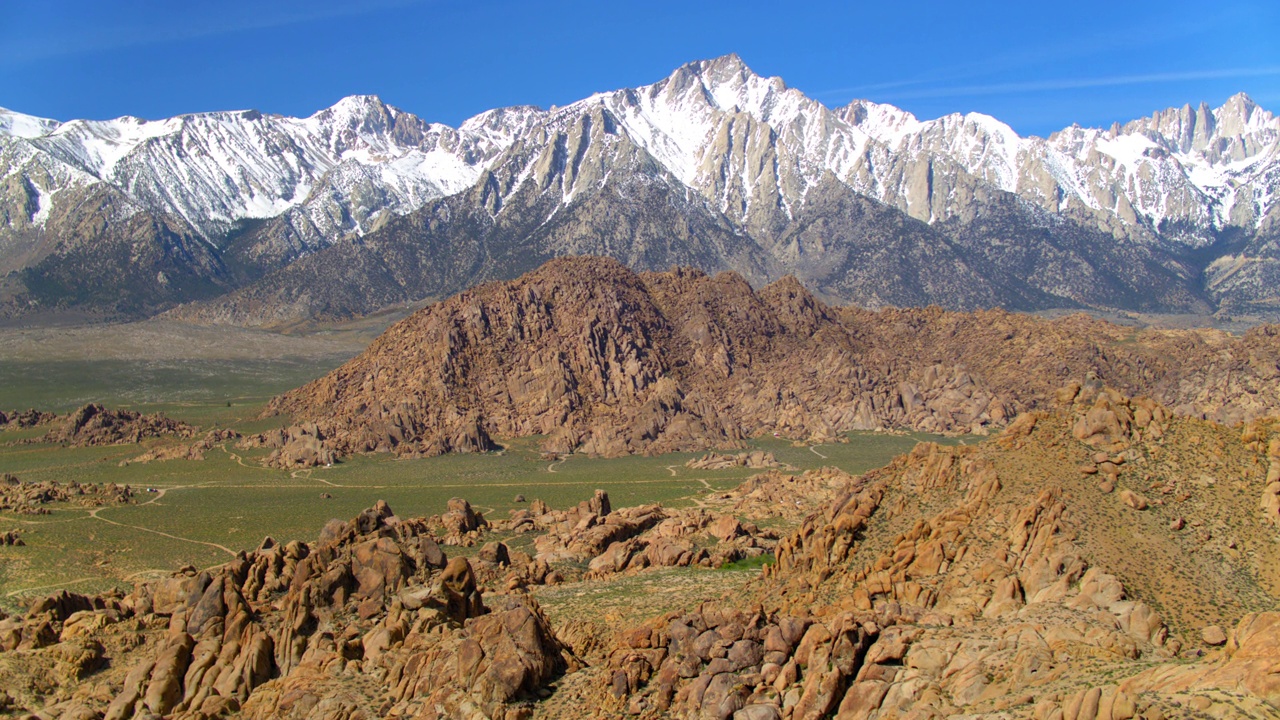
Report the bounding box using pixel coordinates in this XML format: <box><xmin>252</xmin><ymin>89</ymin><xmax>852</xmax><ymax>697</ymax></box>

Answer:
<box><xmin>41</xmin><ymin>404</ymin><xmax>196</xmax><ymax>447</ymax></box>
<box><xmin>3</xmin><ymin>384</ymin><xmax>1280</xmax><ymax>717</ymax></box>
<box><xmin>0</xmin><ymin>501</ymin><xmax>573</xmax><ymax>720</ymax></box>
<box><xmin>268</xmin><ymin>257</ymin><xmax>1280</xmax><ymax>462</ymax></box>
<box><xmin>590</xmin><ymin>387</ymin><xmax>1280</xmax><ymax>718</ymax></box>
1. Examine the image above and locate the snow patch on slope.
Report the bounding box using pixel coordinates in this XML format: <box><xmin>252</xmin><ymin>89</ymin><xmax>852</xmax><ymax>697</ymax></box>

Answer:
<box><xmin>0</xmin><ymin>108</ymin><xmax>61</xmax><ymax>139</ymax></box>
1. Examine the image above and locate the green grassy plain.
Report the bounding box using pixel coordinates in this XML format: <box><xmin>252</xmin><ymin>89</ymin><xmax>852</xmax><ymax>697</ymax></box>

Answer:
<box><xmin>0</xmin><ymin>329</ymin><xmax>963</xmax><ymax>610</ymax></box>
<box><xmin>0</xmin><ymin>357</ymin><xmax>346</xmax><ymax>425</ymax></box>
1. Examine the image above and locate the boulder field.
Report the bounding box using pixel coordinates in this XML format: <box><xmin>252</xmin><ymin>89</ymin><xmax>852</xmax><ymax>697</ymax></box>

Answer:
<box><xmin>2</xmin><ymin>384</ymin><xmax>1280</xmax><ymax>718</ymax></box>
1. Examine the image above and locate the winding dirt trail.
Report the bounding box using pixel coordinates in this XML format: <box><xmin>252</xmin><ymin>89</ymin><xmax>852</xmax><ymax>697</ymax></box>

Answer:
<box><xmin>809</xmin><ymin>445</ymin><xmax>828</xmax><ymax>459</ymax></box>
<box><xmin>6</xmin><ymin>577</ymin><xmax>98</xmax><ymax>597</ymax></box>
<box><xmin>86</xmin><ymin>504</ymin><xmax>237</xmax><ymax>557</ymax></box>
<box><xmin>1</xmin><ymin>485</ymin><xmax>174</xmax><ymax>529</ymax></box>
<box><xmin>83</xmin><ymin>482</ymin><xmax>236</xmax><ymax>557</ymax></box>
<box><xmin>0</xmin><ymin>511</ymin><xmax>93</xmax><ymax>526</ymax></box>
<box><xmin>4</xmin><ymin>485</ymin><xmax>239</xmax><ymax>597</ymax></box>
<box><xmin>223</xmin><ymin>444</ymin><xmax>339</xmax><ymax>489</ymax></box>
<box><xmin>290</xmin><ymin>467</ymin><xmax>344</xmax><ymax>488</ymax></box>
<box><xmin>220</xmin><ymin>445</ymin><xmax>275</xmax><ymax>473</ymax></box>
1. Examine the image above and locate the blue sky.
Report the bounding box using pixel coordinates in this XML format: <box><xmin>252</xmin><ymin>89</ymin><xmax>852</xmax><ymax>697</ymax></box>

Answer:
<box><xmin>2</xmin><ymin>0</ymin><xmax>1277</xmax><ymax>137</ymax></box>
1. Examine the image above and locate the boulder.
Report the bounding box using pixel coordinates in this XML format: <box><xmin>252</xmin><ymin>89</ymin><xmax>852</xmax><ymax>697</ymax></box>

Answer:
<box><xmin>1201</xmin><ymin>625</ymin><xmax>1227</xmax><ymax>646</ymax></box>
<box><xmin>1119</xmin><ymin>489</ymin><xmax>1149</xmax><ymax>510</ymax></box>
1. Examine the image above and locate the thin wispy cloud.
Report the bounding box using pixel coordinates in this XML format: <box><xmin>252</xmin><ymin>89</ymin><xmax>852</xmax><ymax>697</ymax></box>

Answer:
<box><xmin>0</xmin><ymin>0</ymin><xmax>425</xmax><ymax>66</ymax></box>
<box><xmin>873</xmin><ymin>67</ymin><xmax>1280</xmax><ymax>101</ymax></box>
<box><xmin>813</xmin><ymin>15</ymin><xmax>1235</xmax><ymax>101</ymax></box>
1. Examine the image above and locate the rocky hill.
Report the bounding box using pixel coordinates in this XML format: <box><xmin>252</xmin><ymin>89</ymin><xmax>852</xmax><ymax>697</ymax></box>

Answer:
<box><xmin>589</xmin><ymin>385</ymin><xmax>1280</xmax><ymax>719</ymax></box>
<box><xmin>2</xmin><ymin>386</ymin><xmax>1278</xmax><ymax>718</ymax></box>
<box><xmin>268</xmin><ymin>256</ymin><xmax>1280</xmax><ymax>462</ymax></box>
<box><xmin>4</xmin><ymin>55</ymin><xmax>1279</xmax><ymax>322</ymax></box>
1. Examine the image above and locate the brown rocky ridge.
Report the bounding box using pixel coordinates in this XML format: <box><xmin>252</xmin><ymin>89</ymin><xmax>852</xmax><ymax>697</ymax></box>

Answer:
<box><xmin>0</xmin><ymin>473</ymin><xmax>134</xmax><ymax>516</ymax></box>
<box><xmin>4</xmin><ymin>405</ymin><xmax>218</xmax><ymax>462</ymax></box>
<box><xmin>234</xmin><ymin>424</ymin><xmax>335</xmax><ymax>470</ymax></box>
<box><xmin>268</xmin><ymin>256</ymin><xmax>1280</xmax><ymax>464</ymax></box>
<box><xmin>0</xmin><ymin>500</ymin><xmax>574</xmax><ymax>720</ymax></box>
<box><xmin>0</xmin><ymin>410</ymin><xmax>57</xmax><ymax>430</ymax></box>
<box><xmin>3</xmin><ymin>383</ymin><xmax>1280</xmax><ymax>718</ymax></box>
<box><xmin>39</xmin><ymin>405</ymin><xmax>197</xmax><ymax>448</ymax></box>
<box><xmin>583</xmin><ymin>383</ymin><xmax>1280</xmax><ymax>719</ymax></box>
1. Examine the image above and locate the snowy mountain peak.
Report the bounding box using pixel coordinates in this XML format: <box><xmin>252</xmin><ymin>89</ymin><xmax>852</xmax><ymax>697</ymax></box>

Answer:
<box><xmin>1119</xmin><ymin>93</ymin><xmax>1277</xmax><ymax>161</ymax></box>
<box><xmin>461</xmin><ymin>104</ymin><xmax>543</xmax><ymax>127</ymax></box>
<box><xmin>960</xmin><ymin>111</ymin><xmax>1024</xmax><ymax>149</ymax></box>
<box><xmin>686</xmin><ymin>53</ymin><xmax>759</xmax><ymax>87</ymax></box>
<box><xmin>313</xmin><ymin>94</ymin><xmax>394</xmax><ymax>121</ymax></box>
<box><xmin>0</xmin><ymin>107</ymin><xmax>62</xmax><ymax>138</ymax></box>
<box><xmin>1215</xmin><ymin>92</ymin><xmax>1274</xmax><ymax>137</ymax></box>
<box><xmin>306</xmin><ymin>94</ymin><xmax>406</xmax><ymax>142</ymax></box>
<box><xmin>666</xmin><ymin>53</ymin><xmax>792</xmax><ymax>116</ymax></box>
<box><xmin>672</xmin><ymin>53</ymin><xmax>754</xmax><ymax>87</ymax></box>
<box><xmin>5</xmin><ymin>56</ymin><xmax>1280</xmax><ymax>323</ymax></box>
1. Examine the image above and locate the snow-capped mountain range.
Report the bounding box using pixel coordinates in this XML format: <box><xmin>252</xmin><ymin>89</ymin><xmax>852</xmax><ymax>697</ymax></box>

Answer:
<box><xmin>0</xmin><ymin>96</ymin><xmax>536</xmax><ymax>248</ymax></box>
<box><xmin>2</xmin><ymin>54</ymin><xmax>1277</xmax><ymax>322</ymax></box>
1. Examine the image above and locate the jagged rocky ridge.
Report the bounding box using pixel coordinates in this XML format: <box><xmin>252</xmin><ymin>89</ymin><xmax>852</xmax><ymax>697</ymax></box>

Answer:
<box><xmin>40</xmin><ymin>404</ymin><xmax>197</xmax><ymax>447</ymax></box>
<box><xmin>3</xmin><ymin>55</ymin><xmax>1279</xmax><ymax>322</ymax></box>
<box><xmin>0</xmin><ymin>473</ymin><xmax>134</xmax><ymax>516</ymax></box>
<box><xmin>268</xmin><ymin>256</ymin><xmax>1280</xmax><ymax>462</ymax></box>
<box><xmin>3</xmin><ymin>385</ymin><xmax>1280</xmax><ymax>718</ymax></box>
<box><xmin>590</xmin><ymin>385</ymin><xmax>1280</xmax><ymax>719</ymax></box>
<box><xmin>0</xmin><ymin>500</ymin><xmax>575</xmax><ymax>720</ymax></box>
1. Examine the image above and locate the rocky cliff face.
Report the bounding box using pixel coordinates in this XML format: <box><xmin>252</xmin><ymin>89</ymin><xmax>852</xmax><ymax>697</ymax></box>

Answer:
<box><xmin>4</xmin><ymin>55</ymin><xmax>1279</xmax><ymax>322</ymax></box>
<box><xmin>268</xmin><ymin>257</ymin><xmax>1280</xmax><ymax>462</ymax></box>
